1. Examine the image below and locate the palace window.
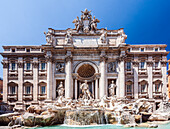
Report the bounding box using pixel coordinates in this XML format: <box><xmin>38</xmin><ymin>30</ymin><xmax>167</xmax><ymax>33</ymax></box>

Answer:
<box><xmin>41</xmin><ymin>63</ymin><xmax>46</xmax><ymax>70</ymax></box>
<box><xmin>141</xmin><ymin>84</ymin><xmax>147</xmax><ymax>93</ymax></box>
<box><xmin>26</xmin><ymin>63</ymin><xmax>31</xmax><ymax>70</ymax></box>
<box><xmin>154</xmin><ymin>62</ymin><xmax>159</xmax><ymax>68</ymax></box>
<box><xmin>141</xmin><ymin>48</ymin><xmax>144</xmax><ymax>52</ymax></box>
<box><xmin>140</xmin><ymin>62</ymin><xmax>145</xmax><ymax>69</ymax></box>
<box><xmin>126</xmin><ymin>62</ymin><xmax>131</xmax><ymax>70</ymax></box>
<box><xmin>26</xmin><ymin>86</ymin><xmax>31</xmax><ymax>94</ymax></box>
<box><xmin>11</xmin><ymin>86</ymin><xmax>16</xmax><ymax>94</ymax></box>
<box><xmin>127</xmin><ymin>48</ymin><xmax>130</xmax><ymax>52</ymax></box>
<box><xmin>41</xmin><ymin>86</ymin><xmax>46</xmax><ymax>94</ymax></box>
<box><xmin>155</xmin><ymin>48</ymin><xmax>158</xmax><ymax>51</ymax></box>
<box><xmin>12</xmin><ymin>49</ymin><xmax>15</xmax><ymax>52</ymax></box>
<box><xmin>127</xmin><ymin>85</ymin><xmax>132</xmax><ymax>93</ymax></box>
<box><xmin>12</xmin><ymin>63</ymin><xmax>16</xmax><ymax>70</ymax></box>
<box><xmin>155</xmin><ymin>83</ymin><xmax>161</xmax><ymax>93</ymax></box>
<box><xmin>26</xmin><ymin>49</ymin><xmax>30</xmax><ymax>52</ymax></box>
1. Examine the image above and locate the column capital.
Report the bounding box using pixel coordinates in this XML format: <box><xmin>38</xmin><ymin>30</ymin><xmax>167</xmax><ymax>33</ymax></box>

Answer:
<box><xmin>117</xmin><ymin>56</ymin><xmax>126</xmax><ymax>62</ymax></box>
<box><xmin>45</xmin><ymin>50</ymin><xmax>53</xmax><ymax>62</ymax></box>
<box><xmin>72</xmin><ymin>73</ymin><xmax>78</xmax><ymax>79</ymax></box>
<box><xmin>33</xmin><ymin>62</ymin><xmax>39</xmax><ymax>68</ymax></box>
<box><xmin>17</xmin><ymin>62</ymin><xmax>24</xmax><ymax>68</ymax></box>
<box><xmin>1</xmin><ymin>62</ymin><xmax>8</xmax><ymax>68</ymax></box>
<box><xmin>161</xmin><ymin>61</ymin><xmax>167</xmax><ymax>67</ymax></box>
<box><xmin>65</xmin><ymin>56</ymin><xmax>72</xmax><ymax>62</ymax></box>
<box><xmin>94</xmin><ymin>73</ymin><xmax>101</xmax><ymax>79</ymax></box>
<box><xmin>132</xmin><ymin>61</ymin><xmax>139</xmax><ymax>67</ymax></box>
<box><xmin>146</xmin><ymin>61</ymin><xmax>154</xmax><ymax>67</ymax></box>
<box><xmin>100</xmin><ymin>56</ymin><xmax>107</xmax><ymax>62</ymax></box>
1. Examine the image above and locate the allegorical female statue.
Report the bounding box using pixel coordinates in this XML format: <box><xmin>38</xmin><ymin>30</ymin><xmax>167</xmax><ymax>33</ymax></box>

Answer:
<box><xmin>109</xmin><ymin>80</ymin><xmax>117</xmax><ymax>97</ymax></box>
<box><xmin>57</xmin><ymin>81</ymin><xmax>64</xmax><ymax>97</ymax></box>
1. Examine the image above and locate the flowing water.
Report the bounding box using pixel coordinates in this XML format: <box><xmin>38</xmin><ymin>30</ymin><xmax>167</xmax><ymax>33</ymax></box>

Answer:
<box><xmin>31</xmin><ymin>123</ymin><xmax>170</xmax><ymax>129</ymax></box>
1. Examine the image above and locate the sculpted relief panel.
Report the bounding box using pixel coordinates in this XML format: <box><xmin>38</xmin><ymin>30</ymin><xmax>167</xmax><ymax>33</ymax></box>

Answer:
<box><xmin>107</xmin><ymin>62</ymin><xmax>117</xmax><ymax>73</ymax></box>
<box><xmin>56</xmin><ymin>63</ymin><xmax>65</xmax><ymax>73</ymax></box>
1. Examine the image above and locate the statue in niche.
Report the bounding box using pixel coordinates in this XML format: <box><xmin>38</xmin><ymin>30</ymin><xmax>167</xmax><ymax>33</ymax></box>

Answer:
<box><xmin>109</xmin><ymin>80</ymin><xmax>117</xmax><ymax>97</ymax></box>
<box><xmin>90</xmin><ymin>16</ymin><xmax>100</xmax><ymax>32</ymax></box>
<box><xmin>80</xmin><ymin>80</ymin><xmax>93</xmax><ymax>100</ymax></box>
<box><xmin>65</xmin><ymin>30</ymin><xmax>73</xmax><ymax>44</ymax></box>
<box><xmin>57</xmin><ymin>81</ymin><xmax>64</xmax><ymax>97</ymax></box>
<box><xmin>108</xmin><ymin>62</ymin><xmax>116</xmax><ymax>73</ymax></box>
<box><xmin>56</xmin><ymin>63</ymin><xmax>64</xmax><ymax>73</ymax></box>
<box><xmin>100</xmin><ymin>30</ymin><xmax>107</xmax><ymax>43</ymax></box>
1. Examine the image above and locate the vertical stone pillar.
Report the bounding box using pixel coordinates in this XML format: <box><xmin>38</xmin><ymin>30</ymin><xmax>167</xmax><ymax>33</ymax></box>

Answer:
<box><xmin>18</xmin><ymin>58</ymin><xmax>24</xmax><ymax>102</ymax></box>
<box><xmin>116</xmin><ymin>75</ymin><xmax>120</xmax><ymax>98</ymax></box>
<box><xmin>92</xmin><ymin>81</ymin><xmax>94</xmax><ymax>96</ymax></box>
<box><xmin>161</xmin><ymin>61</ymin><xmax>167</xmax><ymax>95</ymax></box>
<box><xmin>2</xmin><ymin>61</ymin><xmax>8</xmax><ymax>102</ymax></box>
<box><xmin>95</xmin><ymin>78</ymin><xmax>99</xmax><ymax>99</ymax></box>
<box><xmin>75</xmin><ymin>79</ymin><xmax>77</xmax><ymax>99</ymax></box>
<box><xmin>168</xmin><ymin>61</ymin><xmax>170</xmax><ymax>99</ymax></box>
<box><xmin>46</xmin><ymin>51</ymin><xmax>53</xmax><ymax>102</ymax></box>
<box><xmin>147</xmin><ymin>61</ymin><xmax>153</xmax><ymax>99</ymax></box>
<box><xmin>99</xmin><ymin>56</ymin><xmax>106</xmax><ymax>99</ymax></box>
<box><xmin>33</xmin><ymin>58</ymin><xmax>39</xmax><ymax>102</ymax></box>
<box><xmin>52</xmin><ymin>63</ymin><xmax>56</xmax><ymax>100</ymax></box>
<box><xmin>118</xmin><ymin>57</ymin><xmax>125</xmax><ymax>98</ymax></box>
<box><xmin>133</xmin><ymin>61</ymin><xmax>139</xmax><ymax>99</ymax></box>
<box><xmin>65</xmin><ymin>55</ymin><xmax>73</xmax><ymax>99</ymax></box>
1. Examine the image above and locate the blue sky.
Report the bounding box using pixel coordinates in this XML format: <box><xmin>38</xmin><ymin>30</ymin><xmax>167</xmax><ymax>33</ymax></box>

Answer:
<box><xmin>0</xmin><ymin>0</ymin><xmax>170</xmax><ymax>78</ymax></box>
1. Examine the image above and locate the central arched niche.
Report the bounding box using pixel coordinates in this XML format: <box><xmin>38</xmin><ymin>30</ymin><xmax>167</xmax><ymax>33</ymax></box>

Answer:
<box><xmin>77</xmin><ymin>64</ymin><xmax>95</xmax><ymax>78</ymax></box>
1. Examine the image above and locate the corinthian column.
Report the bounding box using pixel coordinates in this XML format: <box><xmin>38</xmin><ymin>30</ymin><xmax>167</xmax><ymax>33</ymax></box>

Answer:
<box><xmin>99</xmin><ymin>56</ymin><xmax>107</xmax><ymax>99</ymax></box>
<box><xmin>118</xmin><ymin>56</ymin><xmax>125</xmax><ymax>98</ymax></box>
<box><xmin>46</xmin><ymin>51</ymin><xmax>53</xmax><ymax>102</ymax></box>
<box><xmin>161</xmin><ymin>61</ymin><xmax>167</xmax><ymax>95</ymax></box>
<box><xmin>133</xmin><ymin>61</ymin><xmax>139</xmax><ymax>99</ymax></box>
<box><xmin>33</xmin><ymin>58</ymin><xmax>39</xmax><ymax>103</ymax></box>
<box><xmin>2</xmin><ymin>61</ymin><xmax>8</xmax><ymax>103</ymax></box>
<box><xmin>147</xmin><ymin>61</ymin><xmax>153</xmax><ymax>99</ymax></box>
<box><xmin>65</xmin><ymin>54</ymin><xmax>73</xmax><ymax>99</ymax></box>
<box><xmin>18</xmin><ymin>58</ymin><xmax>24</xmax><ymax>102</ymax></box>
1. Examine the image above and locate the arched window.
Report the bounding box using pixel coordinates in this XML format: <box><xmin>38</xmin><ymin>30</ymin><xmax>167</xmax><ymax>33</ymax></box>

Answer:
<box><xmin>8</xmin><ymin>82</ymin><xmax>18</xmax><ymax>94</ymax></box>
<box><xmin>154</xmin><ymin>80</ymin><xmax>162</xmax><ymax>93</ymax></box>
<box><xmin>39</xmin><ymin>82</ymin><xmax>47</xmax><ymax>94</ymax></box>
<box><xmin>23</xmin><ymin>82</ymin><xmax>33</xmax><ymax>94</ymax></box>
<box><xmin>126</xmin><ymin>81</ymin><xmax>133</xmax><ymax>96</ymax></box>
<box><xmin>140</xmin><ymin>80</ymin><xmax>148</xmax><ymax>93</ymax></box>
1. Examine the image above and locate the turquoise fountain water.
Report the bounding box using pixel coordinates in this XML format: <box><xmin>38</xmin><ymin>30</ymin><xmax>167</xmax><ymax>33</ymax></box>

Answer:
<box><xmin>32</xmin><ymin>123</ymin><xmax>170</xmax><ymax>129</ymax></box>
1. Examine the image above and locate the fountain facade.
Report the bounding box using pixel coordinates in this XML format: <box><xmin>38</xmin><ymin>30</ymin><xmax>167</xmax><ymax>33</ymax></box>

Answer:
<box><xmin>0</xmin><ymin>9</ymin><xmax>169</xmax><ymax>128</ymax></box>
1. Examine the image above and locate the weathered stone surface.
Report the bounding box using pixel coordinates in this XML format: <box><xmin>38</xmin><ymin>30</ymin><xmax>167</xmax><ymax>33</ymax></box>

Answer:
<box><xmin>134</xmin><ymin>115</ymin><xmax>142</xmax><ymax>123</ymax></box>
<box><xmin>141</xmin><ymin>112</ymin><xmax>152</xmax><ymax>122</ymax></box>
<box><xmin>149</xmin><ymin>113</ymin><xmax>169</xmax><ymax>121</ymax></box>
<box><xmin>120</xmin><ymin>112</ymin><xmax>135</xmax><ymax>124</ymax></box>
<box><xmin>0</xmin><ymin>112</ymin><xmax>20</xmax><ymax>126</ymax></box>
<box><xmin>23</xmin><ymin>112</ymin><xmax>35</xmax><ymax>126</ymax></box>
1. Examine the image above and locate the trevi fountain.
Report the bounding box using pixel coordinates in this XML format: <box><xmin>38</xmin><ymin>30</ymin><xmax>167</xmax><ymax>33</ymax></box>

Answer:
<box><xmin>0</xmin><ymin>9</ymin><xmax>170</xmax><ymax>129</ymax></box>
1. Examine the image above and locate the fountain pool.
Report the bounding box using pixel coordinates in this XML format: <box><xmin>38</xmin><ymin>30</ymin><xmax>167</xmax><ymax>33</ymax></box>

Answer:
<box><xmin>31</xmin><ymin>123</ymin><xmax>170</xmax><ymax>129</ymax></box>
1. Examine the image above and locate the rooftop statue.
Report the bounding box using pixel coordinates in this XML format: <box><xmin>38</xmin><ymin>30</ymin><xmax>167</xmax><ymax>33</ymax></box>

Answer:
<box><xmin>65</xmin><ymin>30</ymin><xmax>73</xmax><ymax>44</ymax></box>
<box><xmin>73</xmin><ymin>9</ymin><xmax>100</xmax><ymax>33</ymax></box>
